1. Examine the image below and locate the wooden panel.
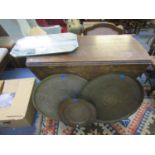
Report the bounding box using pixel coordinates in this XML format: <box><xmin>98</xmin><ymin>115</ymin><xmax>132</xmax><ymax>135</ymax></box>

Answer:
<box><xmin>29</xmin><ymin>64</ymin><xmax>148</xmax><ymax>80</ymax></box>
<box><xmin>83</xmin><ymin>22</ymin><xmax>124</xmax><ymax>35</ymax></box>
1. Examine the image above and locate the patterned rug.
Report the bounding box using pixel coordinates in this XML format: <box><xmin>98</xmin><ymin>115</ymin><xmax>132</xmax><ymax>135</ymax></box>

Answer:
<box><xmin>40</xmin><ymin>98</ymin><xmax>155</xmax><ymax>135</ymax></box>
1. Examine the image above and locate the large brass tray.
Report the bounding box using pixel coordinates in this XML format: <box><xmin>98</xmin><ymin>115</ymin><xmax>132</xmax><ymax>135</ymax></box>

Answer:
<box><xmin>81</xmin><ymin>73</ymin><xmax>144</xmax><ymax>122</ymax></box>
<box><xmin>33</xmin><ymin>74</ymin><xmax>87</xmax><ymax>119</ymax></box>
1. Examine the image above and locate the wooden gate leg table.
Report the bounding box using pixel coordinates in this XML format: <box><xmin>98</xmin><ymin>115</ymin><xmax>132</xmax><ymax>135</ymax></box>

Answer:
<box><xmin>26</xmin><ymin>35</ymin><xmax>151</xmax><ymax>80</ymax></box>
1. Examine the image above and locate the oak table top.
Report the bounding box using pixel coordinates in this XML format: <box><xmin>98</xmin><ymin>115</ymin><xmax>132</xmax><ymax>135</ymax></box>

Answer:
<box><xmin>26</xmin><ymin>35</ymin><xmax>151</xmax><ymax>67</ymax></box>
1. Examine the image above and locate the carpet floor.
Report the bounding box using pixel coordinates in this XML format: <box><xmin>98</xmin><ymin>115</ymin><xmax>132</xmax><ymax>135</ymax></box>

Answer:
<box><xmin>40</xmin><ymin>98</ymin><xmax>155</xmax><ymax>135</ymax></box>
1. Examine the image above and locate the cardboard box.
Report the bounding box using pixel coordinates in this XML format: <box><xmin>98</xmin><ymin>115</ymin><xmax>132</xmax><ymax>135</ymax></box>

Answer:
<box><xmin>0</xmin><ymin>78</ymin><xmax>36</xmax><ymax>128</ymax></box>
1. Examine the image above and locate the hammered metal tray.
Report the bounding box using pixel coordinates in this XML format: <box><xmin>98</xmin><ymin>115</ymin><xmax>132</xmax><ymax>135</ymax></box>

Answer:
<box><xmin>33</xmin><ymin>74</ymin><xmax>88</xmax><ymax>119</ymax></box>
<box><xmin>58</xmin><ymin>98</ymin><xmax>96</xmax><ymax>127</ymax></box>
<box><xmin>81</xmin><ymin>73</ymin><xmax>144</xmax><ymax>122</ymax></box>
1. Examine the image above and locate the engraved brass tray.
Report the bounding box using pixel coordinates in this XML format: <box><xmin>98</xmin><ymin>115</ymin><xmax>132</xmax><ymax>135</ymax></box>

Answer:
<box><xmin>81</xmin><ymin>73</ymin><xmax>144</xmax><ymax>122</ymax></box>
<box><xmin>33</xmin><ymin>74</ymin><xmax>87</xmax><ymax>119</ymax></box>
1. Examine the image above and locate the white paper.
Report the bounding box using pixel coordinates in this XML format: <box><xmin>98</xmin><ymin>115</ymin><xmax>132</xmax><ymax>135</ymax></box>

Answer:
<box><xmin>0</xmin><ymin>93</ymin><xmax>15</xmax><ymax>108</ymax></box>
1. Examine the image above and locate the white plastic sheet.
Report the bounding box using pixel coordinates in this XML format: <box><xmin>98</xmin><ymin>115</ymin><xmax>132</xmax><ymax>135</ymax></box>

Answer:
<box><xmin>10</xmin><ymin>32</ymin><xmax>79</xmax><ymax>57</ymax></box>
